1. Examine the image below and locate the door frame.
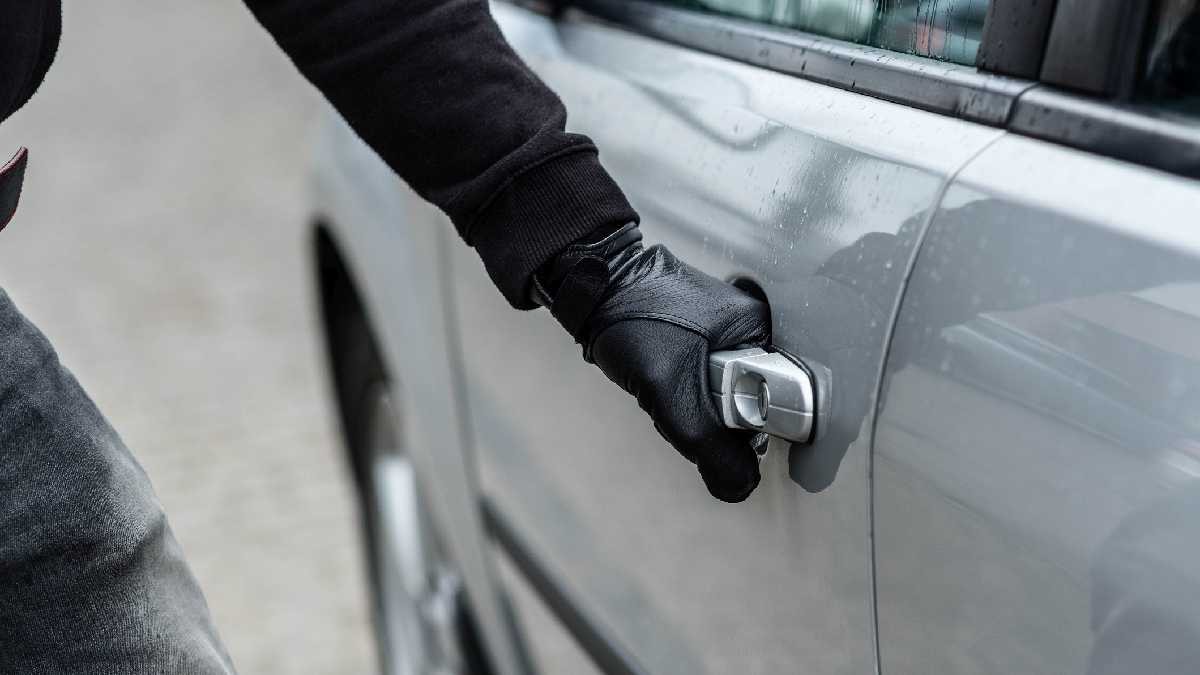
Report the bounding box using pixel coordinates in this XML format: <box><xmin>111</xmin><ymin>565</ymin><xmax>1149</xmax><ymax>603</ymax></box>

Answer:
<box><xmin>554</xmin><ymin>0</ymin><xmax>1200</xmax><ymax>179</ymax></box>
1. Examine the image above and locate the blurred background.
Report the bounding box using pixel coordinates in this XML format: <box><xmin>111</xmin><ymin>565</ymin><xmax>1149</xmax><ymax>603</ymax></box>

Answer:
<box><xmin>0</xmin><ymin>2</ymin><xmax>374</xmax><ymax>672</ymax></box>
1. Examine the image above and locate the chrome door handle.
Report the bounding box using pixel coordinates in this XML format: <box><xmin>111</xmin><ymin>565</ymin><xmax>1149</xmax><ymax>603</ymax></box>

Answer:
<box><xmin>709</xmin><ymin>348</ymin><xmax>815</xmax><ymax>443</ymax></box>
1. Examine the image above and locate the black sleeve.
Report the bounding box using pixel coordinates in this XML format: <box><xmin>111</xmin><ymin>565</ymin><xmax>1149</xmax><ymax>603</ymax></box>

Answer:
<box><xmin>241</xmin><ymin>0</ymin><xmax>639</xmax><ymax>308</ymax></box>
<box><xmin>0</xmin><ymin>2</ymin><xmax>60</xmax><ymax>123</ymax></box>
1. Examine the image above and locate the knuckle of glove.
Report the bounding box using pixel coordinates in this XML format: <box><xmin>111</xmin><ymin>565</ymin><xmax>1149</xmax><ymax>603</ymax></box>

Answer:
<box><xmin>586</xmin><ymin>245</ymin><xmax>771</xmax><ymax>351</ymax></box>
<box><xmin>591</xmin><ymin>320</ymin><xmax>700</xmax><ymax>412</ymax></box>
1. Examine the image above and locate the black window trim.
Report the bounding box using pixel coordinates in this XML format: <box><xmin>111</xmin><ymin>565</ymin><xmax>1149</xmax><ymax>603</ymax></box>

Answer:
<box><xmin>534</xmin><ymin>0</ymin><xmax>1200</xmax><ymax>180</ymax></box>
<box><xmin>1025</xmin><ymin>0</ymin><xmax>1200</xmax><ymax>179</ymax></box>
<box><xmin>1040</xmin><ymin>0</ymin><xmax>1153</xmax><ymax>99</ymax></box>
<box><xmin>976</xmin><ymin>0</ymin><xmax>1059</xmax><ymax>79</ymax></box>
<box><xmin>1011</xmin><ymin>86</ymin><xmax>1200</xmax><ymax>180</ymax></box>
<box><xmin>563</xmin><ymin>0</ymin><xmax>1034</xmax><ymax>126</ymax></box>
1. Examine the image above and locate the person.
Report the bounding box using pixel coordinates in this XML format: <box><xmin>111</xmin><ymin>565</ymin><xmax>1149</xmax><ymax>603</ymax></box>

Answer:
<box><xmin>0</xmin><ymin>1</ymin><xmax>769</xmax><ymax>671</ymax></box>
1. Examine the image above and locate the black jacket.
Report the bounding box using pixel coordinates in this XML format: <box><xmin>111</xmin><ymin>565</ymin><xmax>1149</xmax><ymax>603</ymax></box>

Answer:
<box><xmin>0</xmin><ymin>0</ymin><xmax>638</xmax><ymax>307</ymax></box>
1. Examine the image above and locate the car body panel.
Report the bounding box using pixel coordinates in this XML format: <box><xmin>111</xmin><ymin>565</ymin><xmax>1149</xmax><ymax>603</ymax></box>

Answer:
<box><xmin>874</xmin><ymin>135</ymin><xmax>1200</xmax><ymax>675</ymax></box>
<box><xmin>310</xmin><ymin>4</ymin><xmax>1200</xmax><ymax>675</ymax></box>
<box><xmin>444</xmin><ymin>4</ymin><xmax>1001</xmax><ymax>673</ymax></box>
<box><xmin>310</xmin><ymin>112</ymin><xmax>524</xmax><ymax>675</ymax></box>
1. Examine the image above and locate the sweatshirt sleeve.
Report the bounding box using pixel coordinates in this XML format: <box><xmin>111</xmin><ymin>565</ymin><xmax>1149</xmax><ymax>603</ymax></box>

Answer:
<box><xmin>241</xmin><ymin>0</ymin><xmax>639</xmax><ymax>308</ymax></box>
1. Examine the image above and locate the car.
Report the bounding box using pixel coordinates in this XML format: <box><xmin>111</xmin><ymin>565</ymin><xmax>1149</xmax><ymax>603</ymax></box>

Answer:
<box><xmin>308</xmin><ymin>1</ymin><xmax>1200</xmax><ymax>673</ymax></box>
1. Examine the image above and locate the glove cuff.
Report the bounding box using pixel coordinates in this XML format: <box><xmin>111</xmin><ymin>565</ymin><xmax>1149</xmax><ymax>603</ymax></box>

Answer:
<box><xmin>532</xmin><ymin>222</ymin><xmax>642</xmax><ymax>345</ymax></box>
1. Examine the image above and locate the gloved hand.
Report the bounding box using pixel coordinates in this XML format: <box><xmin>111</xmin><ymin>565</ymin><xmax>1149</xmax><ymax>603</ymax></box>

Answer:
<box><xmin>533</xmin><ymin>223</ymin><xmax>771</xmax><ymax>502</ymax></box>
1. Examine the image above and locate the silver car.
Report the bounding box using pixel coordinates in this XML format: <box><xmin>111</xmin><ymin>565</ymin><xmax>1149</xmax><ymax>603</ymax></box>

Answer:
<box><xmin>308</xmin><ymin>1</ymin><xmax>1200</xmax><ymax>673</ymax></box>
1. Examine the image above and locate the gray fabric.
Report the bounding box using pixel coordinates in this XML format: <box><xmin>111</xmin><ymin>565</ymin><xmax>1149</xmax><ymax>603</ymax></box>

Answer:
<box><xmin>0</xmin><ymin>287</ymin><xmax>235</xmax><ymax>674</ymax></box>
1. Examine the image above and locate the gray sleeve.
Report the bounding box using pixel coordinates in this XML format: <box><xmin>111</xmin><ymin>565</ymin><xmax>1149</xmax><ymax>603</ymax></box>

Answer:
<box><xmin>0</xmin><ymin>287</ymin><xmax>235</xmax><ymax>674</ymax></box>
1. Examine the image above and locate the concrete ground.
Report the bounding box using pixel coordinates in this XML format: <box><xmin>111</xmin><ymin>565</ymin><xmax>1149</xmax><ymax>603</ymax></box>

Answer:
<box><xmin>0</xmin><ymin>2</ymin><xmax>375</xmax><ymax>672</ymax></box>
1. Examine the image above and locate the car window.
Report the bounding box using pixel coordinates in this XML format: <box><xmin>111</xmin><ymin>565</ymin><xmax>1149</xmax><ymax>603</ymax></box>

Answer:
<box><xmin>1141</xmin><ymin>0</ymin><xmax>1199</xmax><ymax>118</ymax></box>
<box><xmin>659</xmin><ymin>0</ymin><xmax>990</xmax><ymax>65</ymax></box>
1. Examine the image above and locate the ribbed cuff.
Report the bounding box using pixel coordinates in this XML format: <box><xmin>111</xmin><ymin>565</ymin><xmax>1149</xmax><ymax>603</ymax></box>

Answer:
<box><xmin>468</xmin><ymin>148</ymin><xmax>639</xmax><ymax>309</ymax></box>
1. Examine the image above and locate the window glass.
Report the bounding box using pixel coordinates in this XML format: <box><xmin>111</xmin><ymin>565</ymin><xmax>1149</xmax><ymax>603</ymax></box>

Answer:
<box><xmin>662</xmin><ymin>0</ymin><xmax>991</xmax><ymax>65</ymax></box>
<box><xmin>1141</xmin><ymin>0</ymin><xmax>1200</xmax><ymax>117</ymax></box>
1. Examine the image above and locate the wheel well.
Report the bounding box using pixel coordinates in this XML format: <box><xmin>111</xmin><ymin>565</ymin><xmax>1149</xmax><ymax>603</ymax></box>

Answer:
<box><xmin>312</xmin><ymin>221</ymin><xmax>499</xmax><ymax>675</ymax></box>
<box><xmin>313</xmin><ymin>221</ymin><xmax>384</xmax><ymax>486</ymax></box>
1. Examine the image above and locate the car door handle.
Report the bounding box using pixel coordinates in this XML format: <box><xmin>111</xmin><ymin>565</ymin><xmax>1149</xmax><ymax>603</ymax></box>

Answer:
<box><xmin>709</xmin><ymin>348</ymin><xmax>815</xmax><ymax>443</ymax></box>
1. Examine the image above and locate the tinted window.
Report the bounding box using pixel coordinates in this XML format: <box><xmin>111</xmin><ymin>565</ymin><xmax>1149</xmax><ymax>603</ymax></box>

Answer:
<box><xmin>1141</xmin><ymin>0</ymin><xmax>1200</xmax><ymax>116</ymax></box>
<box><xmin>661</xmin><ymin>0</ymin><xmax>990</xmax><ymax>65</ymax></box>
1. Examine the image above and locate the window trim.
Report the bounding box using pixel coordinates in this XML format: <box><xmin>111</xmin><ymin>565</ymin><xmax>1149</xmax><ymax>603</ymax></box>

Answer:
<box><xmin>1011</xmin><ymin>86</ymin><xmax>1200</xmax><ymax>179</ymax></box>
<box><xmin>564</xmin><ymin>0</ymin><xmax>1034</xmax><ymax>125</ymax></box>
<box><xmin>1040</xmin><ymin>0</ymin><xmax>1153</xmax><ymax>99</ymax></box>
<box><xmin>976</xmin><ymin>0</ymin><xmax>1059</xmax><ymax>79</ymax></box>
<box><xmin>547</xmin><ymin>0</ymin><xmax>1200</xmax><ymax>179</ymax></box>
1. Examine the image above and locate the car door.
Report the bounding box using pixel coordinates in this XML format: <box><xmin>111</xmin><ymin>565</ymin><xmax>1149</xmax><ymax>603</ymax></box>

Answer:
<box><xmin>449</xmin><ymin>1</ymin><xmax>1018</xmax><ymax>673</ymax></box>
<box><xmin>873</xmin><ymin>3</ymin><xmax>1200</xmax><ymax>674</ymax></box>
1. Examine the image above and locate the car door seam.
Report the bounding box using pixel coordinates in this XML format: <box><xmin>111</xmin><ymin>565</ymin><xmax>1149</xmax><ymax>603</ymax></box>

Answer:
<box><xmin>865</xmin><ymin>128</ymin><xmax>1008</xmax><ymax>675</ymax></box>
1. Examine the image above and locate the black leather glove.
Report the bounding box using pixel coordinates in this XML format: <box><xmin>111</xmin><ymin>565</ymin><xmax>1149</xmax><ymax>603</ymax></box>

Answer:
<box><xmin>533</xmin><ymin>223</ymin><xmax>771</xmax><ymax>502</ymax></box>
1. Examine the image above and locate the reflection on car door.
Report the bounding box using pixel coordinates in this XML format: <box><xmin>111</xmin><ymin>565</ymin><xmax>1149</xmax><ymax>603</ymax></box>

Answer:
<box><xmin>874</xmin><ymin>136</ymin><xmax>1200</xmax><ymax>674</ymax></box>
<box><xmin>448</xmin><ymin>3</ymin><xmax>1000</xmax><ymax>673</ymax></box>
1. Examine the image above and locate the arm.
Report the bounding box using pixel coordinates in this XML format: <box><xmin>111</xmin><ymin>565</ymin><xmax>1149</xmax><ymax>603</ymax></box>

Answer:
<box><xmin>243</xmin><ymin>0</ymin><xmax>769</xmax><ymax>501</ymax></box>
<box><xmin>241</xmin><ymin>0</ymin><xmax>636</xmax><ymax>307</ymax></box>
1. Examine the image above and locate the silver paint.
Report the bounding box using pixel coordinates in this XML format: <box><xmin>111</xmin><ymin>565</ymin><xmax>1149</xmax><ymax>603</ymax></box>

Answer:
<box><xmin>448</xmin><ymin>4</ymin><xmax>997</xmax><ymax>673</ymax></box>
<box><xmin>310</xmin><ymin>112</ymin><xmax>525</xmax><ymax>675</ymax></box>
<box><xmin>311</xmin><ymin>3</ymin><xmax>1200</xmax><ymax>675</ymax></box>
<box><xmin>874</xmin><ymin>136</ymin><xmax>1200</xmax><ymax>675</ymax></box>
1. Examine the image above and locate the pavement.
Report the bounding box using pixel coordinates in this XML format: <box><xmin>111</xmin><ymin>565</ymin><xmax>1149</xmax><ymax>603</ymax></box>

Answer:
<box><xmin>0</xmin><ymin>2</ymin><xmax>375</xmax><ymax>672</ymax></box>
